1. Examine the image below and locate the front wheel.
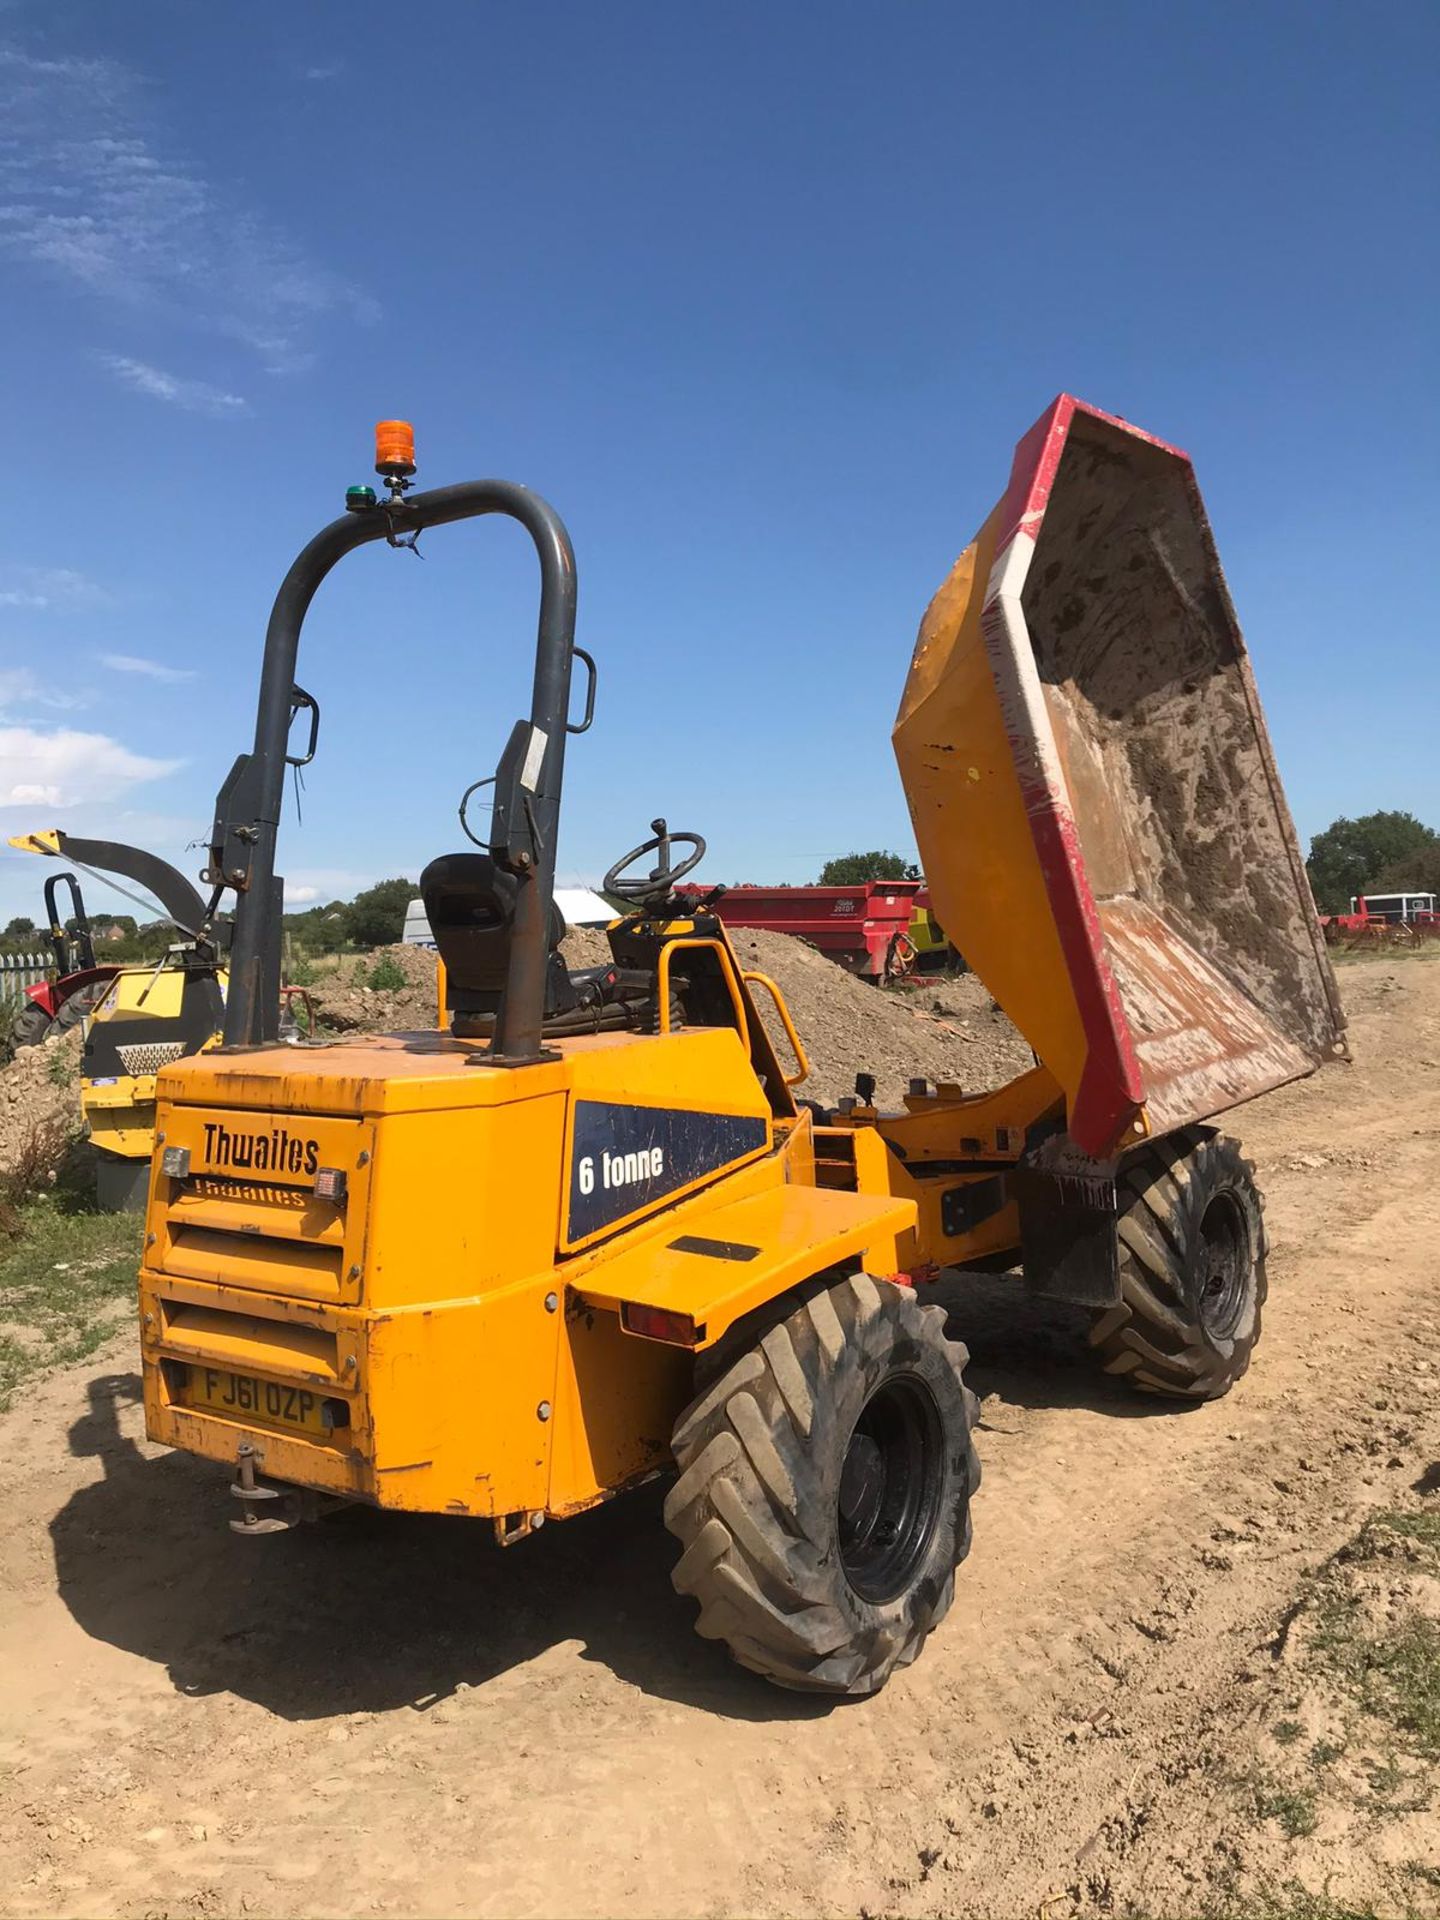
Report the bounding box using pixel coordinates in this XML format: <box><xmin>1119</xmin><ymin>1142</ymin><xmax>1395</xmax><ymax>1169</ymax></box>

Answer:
<box><xmin>1089</xmin><ymin>1127</ymin><xmax>1266</xmax><ymax>1400</ymax></box>
<box><xmin>664</xmin><ymin>1274</ymin><xmax>980</xmax><ymax>1695</ymax></box>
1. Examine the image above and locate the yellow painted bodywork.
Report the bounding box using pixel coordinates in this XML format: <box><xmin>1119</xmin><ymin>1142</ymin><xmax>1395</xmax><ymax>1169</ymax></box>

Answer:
<box><xmin>139</xmin><ymin>980</ymin><xmax>926</xmax><ymax>1524</ymax></box>
<box><xmin>893</xmin><ymin>508</ymin><xmax>1090</xmax><ymax>1107</ymax></box>
<box><xmin>139</xmin><ymin>912</ymin><xmax>1065</xmax><ymax>1529</ymax></box>
<box><xmin>7</xmin><ymin>828</ymin><xmax>63</xmax><ymax>855</ymax></box>
<box><xmin>83</xmin><ymin>965</ymin><xmax>226</xmax><ymax>1161</ymax></box>
<box><xmin>906</xmin><ymin>904</ymin><xmax>952</xmax><ymax>964</ymax></box>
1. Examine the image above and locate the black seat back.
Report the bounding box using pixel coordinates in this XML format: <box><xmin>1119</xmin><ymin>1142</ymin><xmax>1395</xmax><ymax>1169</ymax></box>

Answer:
<box><xmin>422</xmin><ymin>852</ymin><xmax>571</xmax><ymax>1030</ymax></box>
<box><xmin>421</xmin><ymin>853</ymin><xmax>520</xmax><ymax>1020</ymax></box>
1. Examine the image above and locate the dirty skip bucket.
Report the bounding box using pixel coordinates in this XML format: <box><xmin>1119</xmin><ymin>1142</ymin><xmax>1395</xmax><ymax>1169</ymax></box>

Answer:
<box><xmin>894</xmin><ymin>395</ymin><xmax>1346</xmax><ymax>1160</ymax></box>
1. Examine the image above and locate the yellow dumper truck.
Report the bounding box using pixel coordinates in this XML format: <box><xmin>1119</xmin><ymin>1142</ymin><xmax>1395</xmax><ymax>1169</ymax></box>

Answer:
<box><xmin>137</xmin><ymin>403</ymin><xmax>1343</xmax><ymax>1694</ymax></box>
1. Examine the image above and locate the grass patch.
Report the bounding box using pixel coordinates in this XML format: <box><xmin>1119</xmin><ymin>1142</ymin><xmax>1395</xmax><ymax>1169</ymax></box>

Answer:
<box><xmin>0</xmin><ymin>1197</ymin><xmax>140</xmax><ymax>1410</ymax></box>
<box><xmin>366</xmin><ymin>952</ymin><xmax>407</xmax><ymax>992</ymax></box>
<box><xmin>1309</xmin><ymin>1569</ymin><xmax>1440</xmax><ymax>1758</ymax></box>
<box><xmin>1374</xmin><ymin>1509</ymin><xmax>1440</xmax><ymax>1549</ymax></box>
<box><xmin>1273</xmin><ymin>1719</ymin><xmax>1305</xmax><ymax>1747</ymax></box>
<box><xmin>1147</xmin><ymin>1877</ymin><xmax>1396</xmax><ymax>1920</ymax></box>
<box><xmin>1329</xmin><ymin>943</ymin><xmax>1440</xmax><ymax>967</ymax></box>
<box><xmin>1251</xmin><ymin>1777</ymin><xmax>1320</xmax><ymax>1838</ymax></box>
<box><xmin>1243</xmin><ymin>1888</ymin><xmax>1389</xmax><ymax>1920</ymax></box>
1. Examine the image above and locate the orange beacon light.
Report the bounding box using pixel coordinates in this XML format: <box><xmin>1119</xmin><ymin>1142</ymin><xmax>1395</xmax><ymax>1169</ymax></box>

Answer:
<box><xmin>375</xmin><ymin>420</ymin><xmax>416</xmax><ymax>479</ymax></box>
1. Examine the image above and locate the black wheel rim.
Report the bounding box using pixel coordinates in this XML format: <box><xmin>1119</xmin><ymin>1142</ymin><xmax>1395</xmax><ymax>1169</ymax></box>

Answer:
<box><xmin>837</xmin><ymin>1374</ymin><xmax>945</xmax><ymax>1604</ymax></box>
<box><xmin>1196</xmin><ymin>1190</ymin><xmax>1250</xmax><ymax>1341</ymax></box>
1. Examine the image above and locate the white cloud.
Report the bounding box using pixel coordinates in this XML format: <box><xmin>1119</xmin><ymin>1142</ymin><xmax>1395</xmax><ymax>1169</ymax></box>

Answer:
<box><xmin>99</xmin><ymin>354</ymin><xmax>248</xmax><ymax>417</ymax></box>
<box><xmin>0</xmin><ymin>725</ymin><xmax>181</xmax><ymax>807</ymax></box>
<box><xmin>0</xmin><ymin>49</ymin><xmax>377</xmax><ymax>372</ymax></box>
<box><xmin>0</xmin><ymin>665</ymin><xmax>92</xmax><ymax>714</ymax></box>
<box><xmin>0</xmin><ymin>564</ymin><xmax>111</xmax><ymax>610</ymax></box>
<box><xmin>283</xmin><ymin>867</ymin><xmax>420</xmax><ymax>907</ymax></box>
<box><xmin>99</xmin><ymin>650</ymin><xmax>197</xmax><ymax>684</ymax></box>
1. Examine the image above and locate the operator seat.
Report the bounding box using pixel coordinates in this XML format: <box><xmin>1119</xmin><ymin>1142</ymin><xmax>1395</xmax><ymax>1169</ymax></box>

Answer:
<box><xmin>420</xmin><ymin>852</ymin><xmax>574</xmax><ymax>1035</ymax></box>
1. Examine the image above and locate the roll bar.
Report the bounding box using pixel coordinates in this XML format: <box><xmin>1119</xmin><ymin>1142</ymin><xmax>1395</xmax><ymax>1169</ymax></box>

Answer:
<box><xmin>43</xmin><ymin>872</ymin><xmax>93</xmax><ymax>976</ymax></box>
<box><xmin>209</xmin><ymin>481</ymin><xmax>579</xmax><ymax>1059</ymax></box>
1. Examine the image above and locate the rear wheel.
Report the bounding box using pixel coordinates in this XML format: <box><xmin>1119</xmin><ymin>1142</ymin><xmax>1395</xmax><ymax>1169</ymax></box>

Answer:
<box><xmin>1089</xmin><ymin>1127</ymin><xmax>1266</xmax><ymax>1400</ymax></box>
<box><xmin>5</xmin><ymin>998</ymin><xmax>53</xmax><ymax>1059</ymax></box>
<box><xmin>664</xmin><ymin>1274</ymin><xmax>980</xmax><ymax>1695</ymax></box>
<box><xmin>54</xmin><ymin>981</ymin><xmax>107</xmax><ymax>1033</ymax></box>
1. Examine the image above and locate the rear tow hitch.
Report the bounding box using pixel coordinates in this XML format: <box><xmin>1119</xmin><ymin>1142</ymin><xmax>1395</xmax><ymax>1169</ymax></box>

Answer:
<box><xmin>229</xmin><ymin>1441</ymin><xmax>350</xmax><ymax>1535</ymax></box>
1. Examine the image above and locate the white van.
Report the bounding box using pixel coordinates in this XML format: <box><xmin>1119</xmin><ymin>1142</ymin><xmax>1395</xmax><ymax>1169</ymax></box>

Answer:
<box><xmin>402</xmin><ymin>899</ymin><xmax>437</xmax><ymax>949</ymax></box>
<box><xmin>403</xmin><ymin>889</ymin><xmax>612</xmax><ymax>951</ymax></box>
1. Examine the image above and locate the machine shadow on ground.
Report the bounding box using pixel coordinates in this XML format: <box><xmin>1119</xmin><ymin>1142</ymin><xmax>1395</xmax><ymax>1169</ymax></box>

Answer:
<box><xmin>50</xmin><ymin>1303</ymin><xmax>1175</xmax><ymax>1728</ymax></box>
<box><xmin>48</xmin><ymin>1371</ymin><xmax>828</xmax><ymax>1726</ymax></box>
<box><xmin>936</xmin><ymin>1271</ymin><xmax>1194</xmax><ymax>1420</ymax></box>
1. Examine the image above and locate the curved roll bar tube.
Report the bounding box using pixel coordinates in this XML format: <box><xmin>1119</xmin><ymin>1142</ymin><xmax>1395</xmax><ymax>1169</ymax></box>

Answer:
<box><xmin>209</xmin><ymin>482</ymin><xmax>579</xmax><ymax>1059</ymax></box>
<box><xmin>44</xmin><ymin>872</ymin><xmax>91</xmax><ymax>975</ymax></box>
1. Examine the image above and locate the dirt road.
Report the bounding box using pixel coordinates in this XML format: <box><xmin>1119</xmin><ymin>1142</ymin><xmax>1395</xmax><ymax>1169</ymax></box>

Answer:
<box><xmin>2</xmin><ymin>960</ymin><xmax>1438</xmax><ymax>1919</ymax></box>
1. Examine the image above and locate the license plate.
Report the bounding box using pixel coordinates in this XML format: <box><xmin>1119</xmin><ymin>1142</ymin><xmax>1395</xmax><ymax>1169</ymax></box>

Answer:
<box><xmin>184</xmin><ymin>1366</ymin><xmax>331</xmax><ymax>1437</ymax></box>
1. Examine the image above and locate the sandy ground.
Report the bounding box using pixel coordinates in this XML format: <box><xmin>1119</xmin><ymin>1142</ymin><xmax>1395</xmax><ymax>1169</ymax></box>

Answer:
<box><xmin>1</xmin><ymin>959</ymin><xmax>1438</xmax><ymax>1918</ymax></box>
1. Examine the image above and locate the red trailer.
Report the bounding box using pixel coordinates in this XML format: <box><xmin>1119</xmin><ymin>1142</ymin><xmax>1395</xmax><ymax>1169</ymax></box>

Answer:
<box><xmin>1320</xmin><ymin>893</ymin><xmax>1440</xmax><ymax>947</ymax></box>
<box><xmin>679</xmin><ymin>880</ymin><xmax>922</xmax><ymax>980</ymax></box>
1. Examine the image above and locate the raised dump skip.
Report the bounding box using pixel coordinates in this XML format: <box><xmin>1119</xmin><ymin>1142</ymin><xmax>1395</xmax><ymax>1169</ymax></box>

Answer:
<box><xmin>895</xmin><ymin>395</ymin><xmax>1346</xmax><ymax>1159</ymax></box>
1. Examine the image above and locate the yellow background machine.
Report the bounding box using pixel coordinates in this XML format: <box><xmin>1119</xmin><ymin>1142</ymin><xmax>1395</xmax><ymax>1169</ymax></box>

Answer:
<box><xmin>138</xmin><ymin>406</ymin><xmax>1343</xmax><ymax>1695</ymax></box>
<box><xmin>10</xmin><ymin>829</ymin><xmax>230</xmax><ymax>1211</ymax></box>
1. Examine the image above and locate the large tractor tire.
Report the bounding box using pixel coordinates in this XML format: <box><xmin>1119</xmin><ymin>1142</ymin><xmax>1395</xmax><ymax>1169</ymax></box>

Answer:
<box><xmin>55</xmin><ymin>981</ymin><xmax>107</xmax><ymax>1033</ymax></box>
<box><xmin>664</xmin><ymin>1274</ymin><xmax>980</xmax><ymax>1696</ymax></box>
<box><xmin>5</xmin><ymin>998</ymin><xmax>53</xmax><ymax>1060</ymax></box>
<box><xmin>1089</xmin><ymin>1127</ymin><xmax>1266</xmax><ymax>1400</ymax></box>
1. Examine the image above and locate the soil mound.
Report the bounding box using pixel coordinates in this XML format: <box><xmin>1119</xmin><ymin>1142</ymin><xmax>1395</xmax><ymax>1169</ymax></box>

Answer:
<box><xmin>308</xmin><ymin>944</ymin><xmax>441</xmax><ymax>1034</ymax></box>
<box><xmin>306</xmin><ymin>930</ymin><xmax>1032</xmax><ymax>1108</ymax></box>
<box><xmin>561</xmin><ymin>924</ymin><xmax>1032</xmax><ymax>1108</ymax></box>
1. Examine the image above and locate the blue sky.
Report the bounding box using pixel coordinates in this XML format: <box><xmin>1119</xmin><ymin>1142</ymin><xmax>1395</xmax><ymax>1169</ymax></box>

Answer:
<box><xmin>0</xmin><ymin>1</ymin><xmax>1435</xmax><ymax>929</ymax></box>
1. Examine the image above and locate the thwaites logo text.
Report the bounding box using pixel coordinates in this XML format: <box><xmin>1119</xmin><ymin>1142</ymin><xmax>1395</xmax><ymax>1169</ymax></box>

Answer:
<box><xmin>201</xmin><ymin>1120</ymin><xmax>320</xmax><ymax>1177</ymax></box>
<box><xmin>568</xmin><ymin>1100</ymin><xmax>768</xmax><ymax>1239</ymax></box>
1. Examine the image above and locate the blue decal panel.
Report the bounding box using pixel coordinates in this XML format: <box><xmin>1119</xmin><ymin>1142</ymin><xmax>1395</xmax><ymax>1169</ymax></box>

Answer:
<box><xmin>567</xmin><ymin>1101</ymin><xmax>768</xmax><ymax>1240</ymax></box>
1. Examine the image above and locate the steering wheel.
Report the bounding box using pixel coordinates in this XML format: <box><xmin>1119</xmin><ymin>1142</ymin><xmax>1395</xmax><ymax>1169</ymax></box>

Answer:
<box><xmin>603</xmin><ymin>817</ymin><xmax>707</xmax><ymax>904</ymax></box>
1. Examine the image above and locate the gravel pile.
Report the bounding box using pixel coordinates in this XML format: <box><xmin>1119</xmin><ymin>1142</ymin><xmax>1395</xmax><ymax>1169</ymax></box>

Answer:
<box><xmin>309</xmin><ymin>944</ymin><xmax>442</xmax><ymax>1034</ymax></box>
<box><xmin>306</xmin><ymin>927</ymin><xmax>1034</xmax><ymax>1109</ymax></box>
<box><xmin>0</xmin><ymin>1030</ymin><xmax>83</xmax><ymax>1178</ymax></box>
<box><xmin>561</xmin><ymin>924</ymin><xmax>1032</xmax><ymax>1108</ymax></box>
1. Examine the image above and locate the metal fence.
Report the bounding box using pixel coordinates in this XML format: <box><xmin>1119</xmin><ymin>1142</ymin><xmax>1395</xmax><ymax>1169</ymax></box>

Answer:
<box><xmin>0</xmin><ymin>952</ymin><xmax>50</xmax><ymax>1021</ymax></box>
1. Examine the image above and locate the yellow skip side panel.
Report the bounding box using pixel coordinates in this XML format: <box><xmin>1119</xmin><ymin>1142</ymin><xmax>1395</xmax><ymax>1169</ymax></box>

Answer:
<box><xmin>893</xmin><ymin>506</ymin><xmax>1087</xmax><ymax>1100</ymax></box>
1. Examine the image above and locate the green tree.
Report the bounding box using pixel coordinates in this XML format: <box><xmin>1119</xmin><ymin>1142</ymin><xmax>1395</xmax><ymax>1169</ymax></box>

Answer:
<box><xmin>2</xmin><ymin>916</ymin><xmax>38</xmax><ymax>945</ymax></box>
<box><xmin>817</xmin><ymin>851</ymin><xmax>919</xmax><ymax>886</ymax></box>
<box><xmin>1305</xmin><ymin>812</ymin><xmax>1438</xmax><ymax>913</ymax></box>
<box><xmin>284</xmin><ymin>901</ymin><xmax>350</xmax><ymax>954</ymax></box>
<box><xmin>344</xmin><ymin>877</ymin><xmax>418</xmax><ymax>949</ymax></box>
<box><xmin>1375</xmin><ymin>841</ymin><xmax>1440</xmax><ymax>897</ymax></box>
